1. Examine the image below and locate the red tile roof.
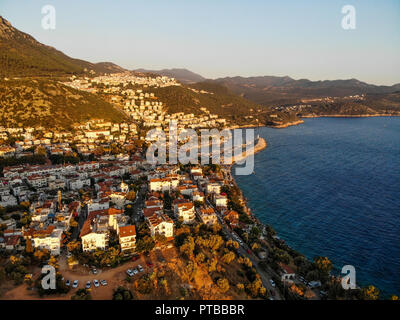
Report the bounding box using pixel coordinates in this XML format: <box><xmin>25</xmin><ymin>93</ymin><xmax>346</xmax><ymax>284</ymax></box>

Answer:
<box><xmin>119</xmin><ymin>225</ymin><xmax>136</xmax><ymax>237</ymax></box>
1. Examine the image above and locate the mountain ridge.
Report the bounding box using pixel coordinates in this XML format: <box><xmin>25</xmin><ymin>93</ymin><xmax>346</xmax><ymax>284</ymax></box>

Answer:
<box><xmin>134</xmin><ymin>68</ymin><xmax>206</xmax><ymax>84</ymax></box>
<box><xmin>0</xmin><ymin>16</ymin><xmax>126</xmax><ymax>77</ymax></box>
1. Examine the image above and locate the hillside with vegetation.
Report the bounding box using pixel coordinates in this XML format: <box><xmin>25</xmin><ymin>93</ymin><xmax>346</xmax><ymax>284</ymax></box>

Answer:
<box><xmin>150</xmin><ymin>81</ymin><xmax>301</xmax><ymax>127</ymax></box>
<box><xmin>0</xmin><ymin>16</ymin><xmax>125</xmax><ymax>78</ymax></box>
<box><xmin>0</xmin><ymin>78</ymin><xmax>127</xmax><ymax>129</ymax></box>
<box><xmin>150</xmin><ymin>82</ymin><xmax>258</xmax><ymax>125</ymax></box>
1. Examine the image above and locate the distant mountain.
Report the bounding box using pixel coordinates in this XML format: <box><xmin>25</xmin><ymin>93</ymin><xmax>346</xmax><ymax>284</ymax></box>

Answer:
<box><xmin>212</xmin><ymin>76</ymin><xmax>400</xmax><ymax>106</ymax></box>
<box><xmin>93</xmin><ymin>62</ymin><xmax>126</xmax><ymax>74</ymax></box>
<box><xmin>0</xmin><ymin>16</ymin><xmax>125</xmax><ymax>77</ymax></box>
<box><xmin>134</xmin><ymin>68</ymin><xmax>206</xmax><ymax>84</ymax></box>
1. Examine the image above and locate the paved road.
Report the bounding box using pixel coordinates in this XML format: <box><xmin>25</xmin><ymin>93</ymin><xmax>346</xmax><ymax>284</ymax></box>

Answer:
<box><xmin>207</xmin><ymin>199</ymin><xmax>283</xmax><ymax>300</ymax></box>
<box><xmin>131</xmin><ymin>184</ymin><xmax>146</xmax><ymax>223</ymax></box>
<box><xmin>72</xmin><ymin>205</ymin><xmax>87</xmax><ymax>240</ymax></box>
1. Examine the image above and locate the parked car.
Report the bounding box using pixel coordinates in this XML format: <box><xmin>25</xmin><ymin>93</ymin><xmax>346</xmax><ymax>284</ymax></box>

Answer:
<box><xmin>92</xmin><ymin>268</ymin><xmax>98</xmax><ymax>274</ymax></box>
<box><xmin>126</xmin><ymin>269</ymin><xmax>134</xmax><ymax>277</ymax></box>
<box><xmin>86</xmin><ymin>281</ymin><xmax>91</xmax><ymax>289</ymax></box>
<box><xmin>138</xmin><ymin>264</ymin><xmax>145</xmax><ymax>271</ymax></box>
<box><xmin>65</xmin><ymin>280</ymin><xmax>70</xmax><ymax>286</ymax></box>
<box><xmin>269</xmin><ymin>279</ymin><xmax>276</xmax><ymax>287</ymax></box>
<box><xmin>100</xmin><ymin>280</ymin><xmax>107</xmax><ymax>286</ymax></box>
<box><xmin>72</xmin><ymin>280</ymin><xmax>78</xmax><ymax>288</ymax></box>
<box><xmin>93</xmin><ymin>279</ymin><xmax>100</xmax><ymax>287</ymax></box>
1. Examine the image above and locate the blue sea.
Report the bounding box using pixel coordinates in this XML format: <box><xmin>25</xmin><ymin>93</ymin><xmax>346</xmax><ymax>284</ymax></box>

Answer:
<box><xmin>233</xmin><ymin>117</ymin><xmax>400</xmax><ymax>298</ymax></box>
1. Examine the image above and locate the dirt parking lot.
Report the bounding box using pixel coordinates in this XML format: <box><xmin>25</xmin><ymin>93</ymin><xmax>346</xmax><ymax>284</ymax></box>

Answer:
<box><xmin>0</xmin><ymin>249</ymin><xmax>173</xmax><ymax>300</ymax></box>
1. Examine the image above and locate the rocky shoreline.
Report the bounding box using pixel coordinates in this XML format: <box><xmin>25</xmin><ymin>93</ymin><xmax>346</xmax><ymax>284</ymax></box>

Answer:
<box><xmin>268</xmin><ymin>120</ymin><xmax>305</xmax><ymax>129</ymax></box>
<box><xmin>301</xmin><ymin>113</ymin><xmax>400</xmax><ymax>118</ymax></box>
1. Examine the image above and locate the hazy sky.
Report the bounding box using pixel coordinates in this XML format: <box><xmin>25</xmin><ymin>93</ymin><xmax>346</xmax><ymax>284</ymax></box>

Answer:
<box><xmin>1</xmin><ymin>0</ymin><xmax>400</xmax><ymax>85</ymax></box>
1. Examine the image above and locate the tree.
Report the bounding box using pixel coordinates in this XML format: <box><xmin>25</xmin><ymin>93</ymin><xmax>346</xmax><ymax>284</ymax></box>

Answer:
<box><xmin>67</xmin><ymin>240</ymin><xmax>81</xmax><ymax>253</ymax></box>
<box><xmin>136</xmin><ymin>236</ymin><xmax>155</xmax><ymax>254</ymax></box>
<box><xmin>113</xmin><ymin>286</ymin><xmax>133</xmax><ymax>300</ymax></box>
<box><xmin>24</xmin><ymin>274</ymin><xmax>33</xmax><ymax>285</ymax></box>
<box><xmin>217</xmin><ymin>278</ymin><xmax>230</xmax><ymax>293</ymax></box>
<box><xmin>155</xmin><ymin>233</ymin><xmax>167</xmax><ymax>245</ymax></box>
<box><xmin>0</xmin><ymin>206</ymin><xmax>6</xmax><ymax>218</ymax></box>
<box><xmin>250</xmin><ymin>226</ymin><xmax>261</xmax><ymax>238</ymax></box>
<box><xmin>69</xmin><ymin>218</ymin><xmax>78</xmax><ymax>228</ymax></box>
<box><xmin>184</xmin><ymin>261</ymin><xmax>197</xmax><ymax>282</ymax></box>
<box><xmin>126</xmin><ymin>191</ymin><xmax>136</xmax><ymax>202</ymax></box>
<box><xmin>71</xmin><ymin>289</ymin><xmax>92</xmax><ymax>300</ymax></box>
<box><xmin>48</xmin><ymin>256</ymin><xmax>59</xmax><ymax>270</ymax></box>
<box><xmin>390</xmin><ymin>295</ymin><xmax>399</xmax><ymax>300</ymax></box>
<box><xmin>180</xmin><ymin>236</ymin><xmax>195</xmax><ymax>259</ymax></box>
<box><xmin>360</xmin><ymin>285</ymin><xmax>379</xmax><ymax>300</ymax></box>
<box><xmin>194</xmin><ymin>201</ymin><xmax>203</xmax><ymax>208</ymax></box>
<box><xmin>238</xmin><ymin>256</ymin><xmax>252</xmax><ymax>268</ymax></box>
<box><xmin>236</xmin><ymin>283</ymin><xmax>245</xmax><ymax>292</ymax></box>
<box><xmin>221</xmin><ymin>251</ymin><xmax>236</xmax><ymax>264</ymax></box>
<box><xmin>136</xmin><ymin>275</ymin><xmax>154</xmax><ymax>294</ymax></box>
<box><xmin>25</xmin><ymin>238</ymin><xmax>33</xmax><ymax>254</ymax></box>
<box><xmin>0</xmin><ymin>267</ymin><xmax>6</xmax><ymax>285</ymax></box>
<box><xmin>251</xmin><ymin>242</ymin><xmax>260</xmax><ymax>251</ymax></box>
<box><xmin>195</xmin><ymin>252</ymin><xmax>205</xmax><ymax>264</ymax></box>
<box><xmin>20</xmin><ymin>201</ymin><xmax>30</xmax><ymax>210</ymax></box>
<box><xmin>314</xmin><ymin>256</ymin><xmax>333</xmax><ymax>275</ymax></box>
<box><xmin>246</xmin><ymin>278</ymin><xmax>263</xmax><ymax>298</ymax></box>
<box><xmin>226</xmin><ymin>239</ymin><xmax>239</xmax><ymax>250</ymax></box>
<box><xmin>33</xmin><ymin>249</ymin><xmax>50</xmax><ymax>263</ymax></box>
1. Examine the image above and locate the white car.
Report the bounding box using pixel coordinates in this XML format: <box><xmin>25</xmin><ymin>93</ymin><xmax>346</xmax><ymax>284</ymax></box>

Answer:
<box><xmin>100</xmin><ymin>280</ymin><xmax>107</xmax><ymax>286</ymax></box>
<box><xmin>269</xmin><ymin>279</ymin><xmax>276</xmax><ymax>287</ymax></box>
<box><xmin>93</xmin><ymin>279</ymin><xmax>100</xmax><ymax>287</ymax></box>
<box><xmin>126</xmin><ymin>269</ymin><xmax>134</xmax><ymax>277</ymax></box>
<box><xmin>72</xmin><ymin>280</ymin><xmax>78</xmax><ymax>288</ymax></box>
<box><xmin>85</xmin><ymin>281</ymin><xmax>91</xmax><ymax>289</ymax></box>
<box><xmin>137</xmin><ymin>265</ymin><xmax>144</xmax><ymax>272</ymax></box>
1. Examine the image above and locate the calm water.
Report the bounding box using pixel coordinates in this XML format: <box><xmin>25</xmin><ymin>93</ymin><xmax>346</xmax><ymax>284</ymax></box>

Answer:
<box><xmin>234</xmin><ymin>117</ymin><xmax>400</xmax><ymax>298</ymax></box>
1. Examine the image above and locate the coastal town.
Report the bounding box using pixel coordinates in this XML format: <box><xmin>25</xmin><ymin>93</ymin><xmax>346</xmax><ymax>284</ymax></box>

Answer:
<box><xmin>0</xmin><ymin>72</ymin><xmax>333</xmax><ymax>301</ymax></box>
<box><xmin>0</xmin><ymin>73</ymin><xmax>387</xmax><ymax>301</ymax></box>
<box><xmin>0</xmin><ymin>0</ymin><xmax>398</xmax><ymax>308</ymax></box>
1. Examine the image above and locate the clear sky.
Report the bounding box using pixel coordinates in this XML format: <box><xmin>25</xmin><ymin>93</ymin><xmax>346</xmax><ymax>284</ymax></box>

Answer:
<box><xmin>1</xmin><ymin>0</ymin><xmax>399</xmax><ymax>85</ymax></box>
